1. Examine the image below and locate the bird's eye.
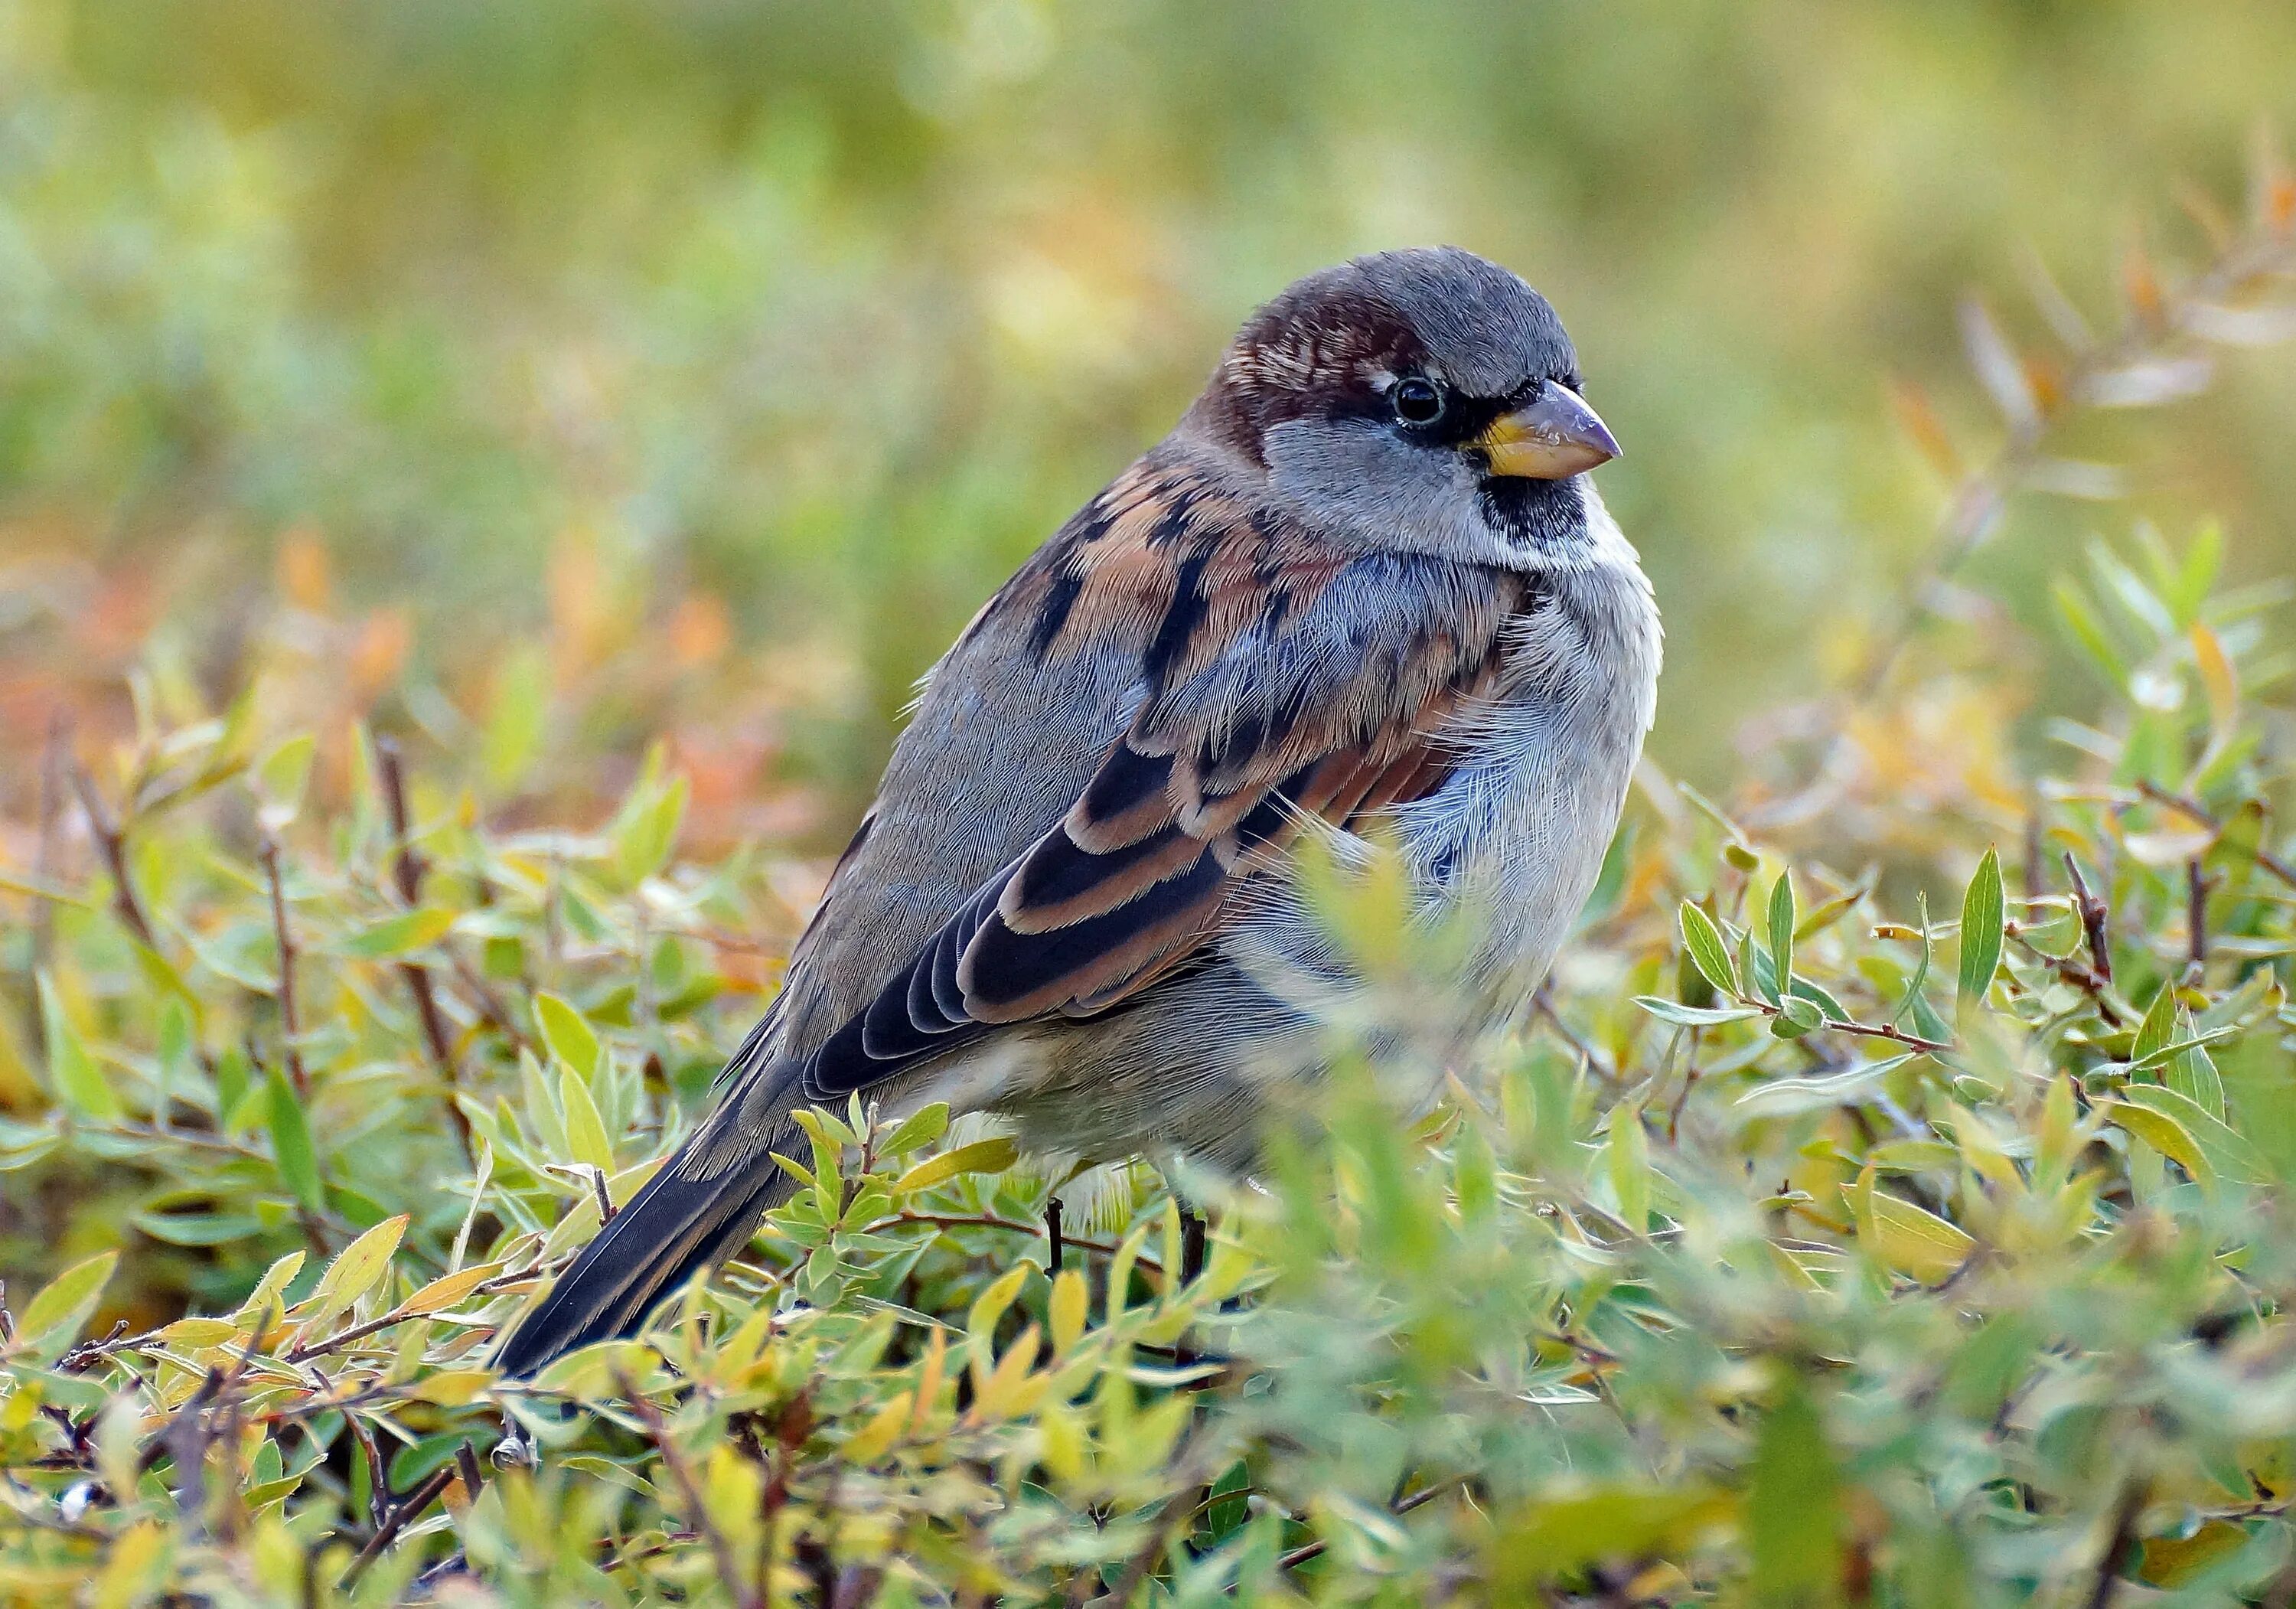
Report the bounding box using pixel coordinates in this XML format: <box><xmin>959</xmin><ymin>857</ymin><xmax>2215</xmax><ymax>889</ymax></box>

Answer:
<box><xmin>1391</xmin><ymin>377</ymin><xmax>1445</xmax><ymax>426</ymax></box>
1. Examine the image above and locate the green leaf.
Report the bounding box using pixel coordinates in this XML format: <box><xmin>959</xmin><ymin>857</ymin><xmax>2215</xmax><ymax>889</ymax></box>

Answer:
<box><xmin>267</xmin><ymin>1066</ymin><xmax>325</xmax><ymax>1212</ymax></box>
<box><xmin>481</xmin><ymin>642</ymin><xmax>551</xmax><ymax>793</ymax></box>
<box><xmin>253</xmin><ymin>733</ymin><xmax>317</xmax><ymax>829</ymax></box>
<box><xmin>14</xmin><ymin>1250</ymin><xmax>119</xmax><ymax>1358</ymax></box>
<box><xmin>879</xmin><ymin>1103</ymin><xmax>950</xmax><ymax>1159</ymax></box>
<box><xmin>38</xmin><ymin>972</ymin><xmax>122</xmax><ymax>1123</ymax></box>
<box><xmin>1956</xmin><ymin>847</ymin><xmax>2004</xmax><ymax>1017</ymax></box>
<box><xmin>2166</xmin><ymin>1005</ymin><xmax>2226</xmax><ymax>1119</ymax></box>
<box><xmin>1678</xmin><ymin>902</ymin><xmax>1737</xmax><ymax>997</ymax></box>
<box><xmin>340</xmin><ymin>906</ymin><xmax>457</xmax><ymax>959</ymax></box>
<box><xmin>2129</xmin><ymin>982</ymin><xmax>2177</xmax><ymax>1072</ymax></box>
<box><xmin>1766</xmin><ymin>871</ymin><xmax>1796</xmax><ymax>1000</ymax></box>
<box><xmin>1748</xmin><ymin>1376</ymin><xmax>1841</xmax><ymax>1600</ymax></box>
<box><xmin>534</xmin><ymin>993</ymin><xmax>603</xmax><ymax>1083</ymax></box>
<box><xmin>1632</xmin><ymin>997</ymin><xmax>1766</xmax><ymax>1028</ymax></box>
<box><xmin>559</xmin><ymin>1064</ymin><xmax>615</xmax><ymax>1173</ymax></box>
<box><xmin>2120</xmin><ymin>1084</ymin><xmax>2268</xmax><ymax>1184</ymax></box>
<box><xmin>2052</xmin><ymin>577</ymin><xmax>2128</xmax><ymax>685</ymax></box>
<box><xmin>612</xmin><ymin>773</ymin><xmax>689</xmax><ymax>887</ymax></box>
<box><xmin>1770</xmin><ymin>995</ymin><xmax>1825</xmax><ymax>1040</ymax></box>
<box><xmin>1606</xmin><ymin>1103</ymin><xmax>1649</xmax><ymax>1234</ymax></box>
<box><xmin>2099</xmin><ymin>1099</ymin><xmax>2217</xmax><ymax>1193</ymax></box>
<box><xmin>892</xmin><ymin>1137</ymin><xmax>1018</xmax><ymax>1195</ymax></box>
<box><xmin>304</xmin><ymin>1215</ymin><xmax>408</xmax><ymax>1327</ymax></box>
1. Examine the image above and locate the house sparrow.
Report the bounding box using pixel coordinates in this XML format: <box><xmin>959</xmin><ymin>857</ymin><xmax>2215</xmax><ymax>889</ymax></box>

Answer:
<box><xmin>495</xmin><ymin>247</ymin><xmax>1661</xmax><ymax>1375</ymax></box>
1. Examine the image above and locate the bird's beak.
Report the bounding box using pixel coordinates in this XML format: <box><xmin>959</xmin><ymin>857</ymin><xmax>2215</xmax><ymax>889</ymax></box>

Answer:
<box><xmin>1473</xmin><ymin>380</ymin><xmax>1620</xmax><ymax>478</ymax></box>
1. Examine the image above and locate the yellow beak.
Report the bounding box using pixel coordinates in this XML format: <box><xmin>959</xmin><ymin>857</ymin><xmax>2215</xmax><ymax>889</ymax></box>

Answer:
<box><xmin>1473</xmin><ymin>381</ymin><xmax>1620</xmax><ymax>478</ymax></box>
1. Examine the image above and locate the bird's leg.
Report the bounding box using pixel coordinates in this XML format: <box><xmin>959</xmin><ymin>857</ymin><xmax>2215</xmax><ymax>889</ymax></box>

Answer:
<box><xmin>1180</xmin><ymin>1209</ymin><xmax>1207</xmax><ymax>1287</ymax></box>
<box><xmin>1045</xmin><ymin>1196</ymin><xmax>1064</xmax><ymax>1274</ymax></box>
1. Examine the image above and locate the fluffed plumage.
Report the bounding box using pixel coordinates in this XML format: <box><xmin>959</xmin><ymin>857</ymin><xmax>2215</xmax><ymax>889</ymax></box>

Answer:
<box><xmin>494</xmin><ymin>246</ymin><xmax>1661</xmax><ymax>1376</ymax></box>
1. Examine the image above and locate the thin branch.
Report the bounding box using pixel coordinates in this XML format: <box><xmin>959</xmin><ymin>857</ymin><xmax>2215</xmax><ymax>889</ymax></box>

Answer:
<box><xmin>614</xmin><ymin>1369</ymin><xmax>760</xmax><ymax>1609</ymax></box>
<box><xmin>259</xmin><ymin>835</ymin><xmax>308</xmax><ymax>1098</ymax></box>
<box><xmin>2082</xmin><ymin>1480</ymin><xmax>2147</xmax><ymax>1609</ymax></box>
<box><xmin>2063</xmin><ymin>852</ymin><xmax>2115</xmax><ymax>985</ymax></box>
<box><xmin>2186</xmin><ymin>858</ymin><xmax>2214</xmax><ymax>973</ymax></box>
<box><xmin>343</xmin><ymin>1464</ymin><xmax>456</xmax><ymax>1585</ymax></box>
<box><xmin>70</xmin><ymin>759</ymin><xmax>158</xmax><ymax>950</ymax></box>
<box><xmin>377</xmin><ymin>736</ymin><xmax>472</xmax><ymax>1164</ymax></box>
<box><xmin>2136</xmin><ymin>781</ymin><xmax>2296</xmax><ymax>891</ymax></box>
<box><xmin>1278</xmin><ymin>1475</ymin><xmax>1473</xmax><ymax>1571</ymax></box>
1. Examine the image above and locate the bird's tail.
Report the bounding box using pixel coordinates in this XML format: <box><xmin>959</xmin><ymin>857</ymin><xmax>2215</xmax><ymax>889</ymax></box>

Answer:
<box><xmin>491</xmin><ymin>1056</ymin><xmax>802</xmax><ymax>1378</ymax></box>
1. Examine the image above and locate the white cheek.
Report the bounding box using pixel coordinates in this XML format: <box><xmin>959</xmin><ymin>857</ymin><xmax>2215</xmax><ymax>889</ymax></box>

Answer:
<box><xmin>1261</xmin><ymin>417</ymin><xmax>1502</xmax><ymax>560</ymax></box>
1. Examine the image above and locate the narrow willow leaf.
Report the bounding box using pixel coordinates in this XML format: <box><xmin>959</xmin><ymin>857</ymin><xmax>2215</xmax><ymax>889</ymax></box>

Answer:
<box><xmin>612</xmin><ymin>774</ymin><xmax>689</xmax><ymax>887</ymax></box>
<box><xmin>1606</xmin><ymin>1104</ymin><xmax>1649</xmax><ymax>1235</ymax></box>
<box><xmin>2167</xmin><ymin>1009</ymin><xmax>2226</xmax><ymax>1120</ymax></box>
<box><xmin>395</xmin><ymin>1261</ymin><xmax>507</xmax><ymax>1317</ymax></box>
<box><xmin>1849</xmin><ymin>1173</ymin><xmax>1975</xmax><ymax>1281</ymax></box>
<box><xmin>1049</xmin><ymin>1269</ymin><xmax>1089</xmax><ymax>1354</ymax></box>
<box><xmin>533</xmin><ymin>993</ymin><xmax>602</xmax><ymax>1083</ymax></box>
<box><xmin>2121</xmin><ymin>1085</ymin><xmax>2267</xmax><ymax>1183</ymax></box>
<box><xmin>2100</xmin><ymin>1100</ymin><xmax>2217</xmax><ymax>1193</ymax></box>
<box><xmin>1956</xmin><ymin>848</ymin><xmax>2004</xmax><ymax>1017</ymax></box>
<box><xmin>38</xmin><ymin>972</ymin><xmax>121</xmax><ymax>1123</ymax></box>
<box><xmin>1766</xmin><ymin>873</ymin><xmax>1795</xmax><ymax>1000</ymax></box>
<box><xmin>340</xmin><ymin>906</ymin><xmax>456</xmax><ymax>960</ymax></box>
<box><xmin>2053</xmin><ymin>579</ymin><xmax>2128</xmax><ymax>684</ymax></box>
<box><xmin>15</xmin><ymin>1250</ymin><xmax>119</xmax><ymax>1353</ymax></box>
<box><xmin>879</xmin><ymin>1103</ymin><xmax>950</xmax><ymax>1158</ymax></box>
<box><xmin>2130</xmin><ymin>983</ymin><xmax>2177</xmax><ymax>1072</ymax></box>
<box><xmin>892</xmin><ymin>1137</ymin><xmax>1018</xmax><ymax>1196</ymax></box>
<box><xmin>305</xmin><ymin>1215</ymin><xmax>409</xmax><ymax>1327</ymax></box>
<box><xmin>1632</xmin><ymin>997</ymin><xmax>1765</xmax><ymax>1028</ymax></box>
<box><xmin>1678</xmin><ymin>902</ymin><xmax>1736</xmax><ymax>997</ymax></box>
<box><xmin>267</xmin><ymin>1066</ymin><xmax>325</xmax><ymax>1212</ymax></box>
<box><xmin>558</xmin><ymin>1065</ymin><xmax>615</xmax><ymax>1173</ymax></box>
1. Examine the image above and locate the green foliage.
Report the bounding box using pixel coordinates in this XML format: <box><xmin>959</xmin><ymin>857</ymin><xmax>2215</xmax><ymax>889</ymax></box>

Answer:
<box><xmin>2</xmin><ymin>25</ymin><xmax>2296</xmax><ymax>1604</ymax></box>
<box><xmin>3</xmin><ymin>503</ymin><xmax>2295</xmax><ymax>1604</ymax></box>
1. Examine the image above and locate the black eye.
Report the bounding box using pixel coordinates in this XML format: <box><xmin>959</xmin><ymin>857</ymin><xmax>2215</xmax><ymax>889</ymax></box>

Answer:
<box><xmin>1391</xmin><ymin>377</ymin><xmax>1445</xmax><ymax>426</ymax></box>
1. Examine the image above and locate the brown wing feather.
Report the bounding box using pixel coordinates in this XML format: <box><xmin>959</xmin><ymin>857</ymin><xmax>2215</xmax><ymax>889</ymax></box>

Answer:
<box><xmin>795</xmin><ymin>504</ymin><xmax>1525</xmax><ymax>1101</ymax></box>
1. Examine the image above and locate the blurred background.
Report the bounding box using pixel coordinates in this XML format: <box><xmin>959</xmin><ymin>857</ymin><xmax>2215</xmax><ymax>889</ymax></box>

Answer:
<box><xmin>2</xmin><ymin>0</ymin><xmax>2293</xmax><ymax>860</ymax></box>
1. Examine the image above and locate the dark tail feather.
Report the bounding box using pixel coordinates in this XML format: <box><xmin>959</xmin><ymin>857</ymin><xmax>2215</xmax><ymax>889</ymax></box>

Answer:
<box><xmin>493</xmin><ymin>1108</ymin><xmax>800</xmax><ymax>1378</ymax></box>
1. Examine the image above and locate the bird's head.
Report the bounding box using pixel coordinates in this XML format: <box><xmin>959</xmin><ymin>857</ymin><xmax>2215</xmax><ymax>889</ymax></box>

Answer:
<box><xmin>1183</xmin><ymin>246</ymin><xmax>1619</xmax><ymax>568</ymax></box>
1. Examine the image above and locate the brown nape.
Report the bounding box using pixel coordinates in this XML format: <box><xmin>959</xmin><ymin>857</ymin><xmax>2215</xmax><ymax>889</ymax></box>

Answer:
<box><xmin>1186</xmin><ymin>288</ymin><xmax>1424</xmax><ymax>467</ymax></box>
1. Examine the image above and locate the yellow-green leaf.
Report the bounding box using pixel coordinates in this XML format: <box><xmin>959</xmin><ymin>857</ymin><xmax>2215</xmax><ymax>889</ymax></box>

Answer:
<box><xmin>1846</xmin><ymin>1170</ymin><xmax>1974</xmax><ymax>1281</ymax></box>
<box><xmin>38</xmin><ymin>972</ymin><xmax>121</xmax><ymax>1122</ymax></box>
<box><xmin>892</xmin><ymin>1137</ymin><xmax>1018</xmax><ymax>1196</ymax></box>
<box><xmin>14</xmin><ymin>1250</ymin><xmax>119</xmax><ymax>1354</ymax></box>
<box><xmin>1678</xmin><ymin>902</ymin><xmax>1737</xmax><ymax>996</ymax></box>
<box><xmin>305</xmin><ymin>1215</ymin><xmax>407</xmax><ymax>1327</ymax></box>
<box><xmin>559</xmin><ymin>1064</ymin><xmax>615</xmax><ymax>1173</ymax></box>
<box><xmin>534</xmin><ymin>993</ymin><xmax>602</xmax><ymax>1083</ymax></box>
<box><xmin>340</xmin><ymin>906</ymin><xmax>456</xmax><ymax>959</ymax></box>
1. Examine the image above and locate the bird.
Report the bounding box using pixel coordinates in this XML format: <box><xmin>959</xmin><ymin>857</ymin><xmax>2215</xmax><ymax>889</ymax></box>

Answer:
<box><xmin>494</xmin><ymin>246</ymin><xmax>1661</xmax><ymax>1376</ymax></box>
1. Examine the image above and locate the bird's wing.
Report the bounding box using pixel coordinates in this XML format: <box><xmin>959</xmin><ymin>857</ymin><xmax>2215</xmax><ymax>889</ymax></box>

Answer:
<box><xmin>780</xmin><ymin>465</ymin><xmax>1528</xmax><ymax>1101</ymax></box>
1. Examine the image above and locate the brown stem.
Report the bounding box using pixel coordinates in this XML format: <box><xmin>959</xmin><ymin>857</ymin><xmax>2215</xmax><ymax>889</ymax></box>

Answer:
<box><xmin>2187</xmin><ymin>857</ymin><xmax>2214</xmax><ymax>972</ymax></box>
<box><xmin>258</xmin><ymin>836</ymin><xmax>308</xmax><ymax>1099</ymax></box>
<box><xmin>1278</xmin><ymin>1475</ymin><xmax>1472</xmax><ymax>1571</ymax></box>
<box><xmin>2136</xmin><ymin>781</ymin><xmax>2296</xmax><ymax>891</ymax></box>
<box><xmin>2082</xmin><ymin>1480</ymin><xmax>2147</xmax><ymax>1609</ymax></box>
<box><xmin>615</xmin><ymin>1370</ymin><xmax>760</xmax><ymax>1609</ymax></box>
<box><xmin>343</xmin><ymin>1464</ymin><xmax>456</xmax><ymax>1585</ymax></box>
<box><xmin>2007</xmin><ymin>926</ymin><xmax>2122</xmax><ymax>1027</ymax></box>
<box><xmin>2063</xmin><ymin>852</ymin><xmax>2114</xmax><ymax>985</ymax></box>
<box><xmin>70</xmin><ymin>760</ymin><xmax>158</xmax><ymax>950</ymax></box>
<box><xmin>377</xmin><ymin>736</ymin><xmax>472</xmax><ymax>1164</ymax></box>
